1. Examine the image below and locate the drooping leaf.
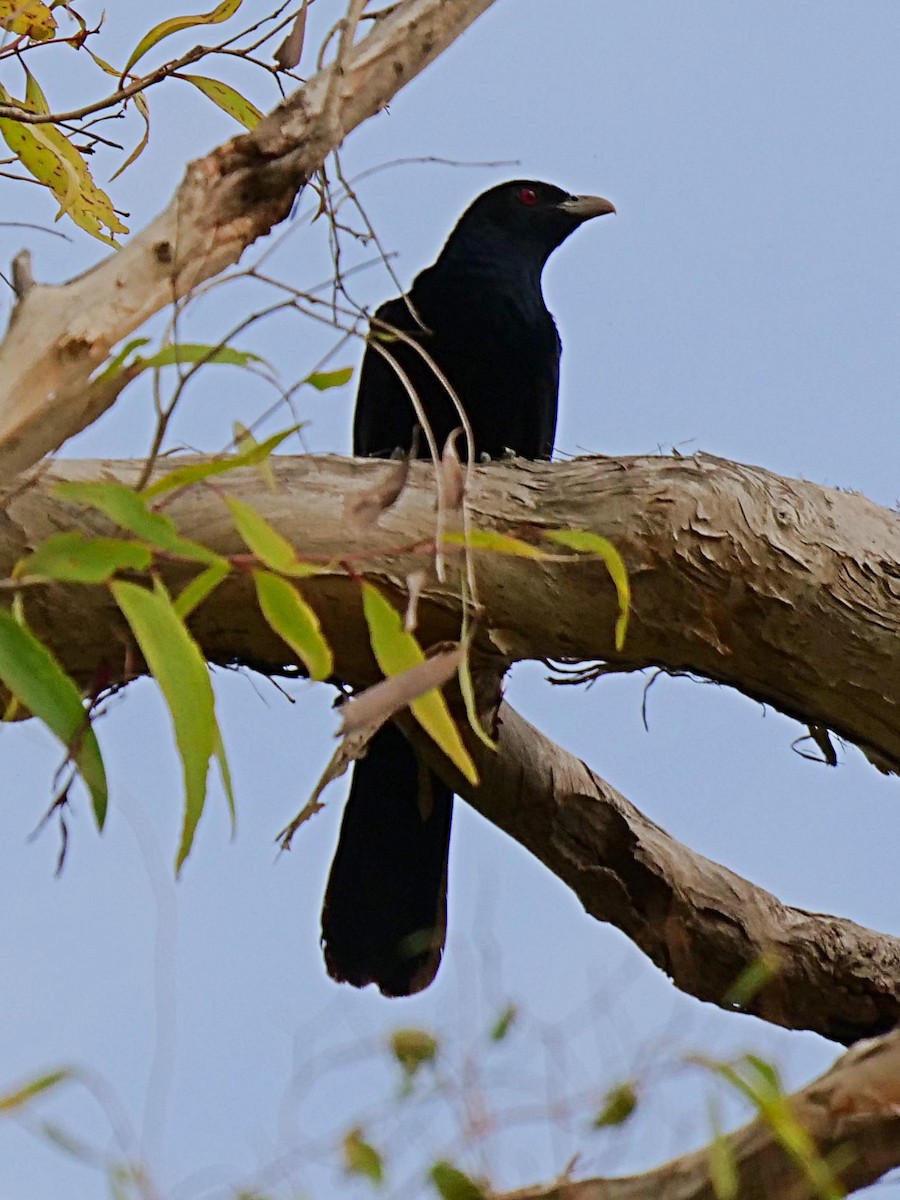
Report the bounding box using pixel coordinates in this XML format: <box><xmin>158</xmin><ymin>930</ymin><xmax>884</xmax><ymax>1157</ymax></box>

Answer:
<box><xmin>0</xmin><ymin>1068</ymin><xmax>72</xmax><ymax>1113</ymax></box>
<box><xmin>342</xmin><ymin>1128</ymin><xmax>383</xmax><ymax>1185</ymax></box>
<box><xmin>0</xmin><ymin>608</ymin><xmax>107</xmax><ymax>827</ymax></box>
<box><xmin>0</xmin><ymin>0</ymin><xmax>56</xmax><ymax>41</ymax></box>
<box><xmin>122</xmin><ymin>0</ymin><xmax>245</xmax><ymax>78</ymax></box>
<box><xmin>707</xmin><ymin>1103</ymin><xmax>739</xmax><ymax>1200</ymax></box>
<box><xmin>111</xmin><ymin>579</ymin><xmax>217</xmax><ymax>873</ymax></box>
<box><xmin>181</xmin><ymin>75</ymin><xmax>262</xmax><ymax>129</ymax></box>
<box><xmin>361</xmin><ymin>583</ymin><xmax>477</xmax><ymax>785</ymax></box>
<box><xmin>226</xmin><ymin>496</ymin><xmax>319</xmax><ymax>577</ymax></box>
<box><xmin>173</xmin><ymin>560</ymin><xmax>231</xmax><ymax>619</ymax></box>
<box><xmin>252</xmin><ymin>570</ymin><xmax>332</xmax><ymax>680</ymax></box>
<box><xmin>543</xmin><ymin>529</ymin><xmax>630</xmax><ymax>649</ymax></box>
<box><xmin>273</xmin><ymin>2</ymin><xmax>307</xmax><ymax>70</ymax></box>
<box><xmin>0</xmin><ymin>82</ymin><xmax>127</xmax><ymax>244</ymax></box>
<box><xmin>305</xmin><ymin>366</ymin><xmax>353</xmax><ymax>391</ymax></box>
<box><xmin>19</xmin><ymin>532</ymin><xmax>152</xmax><ymax>583</ymax></box>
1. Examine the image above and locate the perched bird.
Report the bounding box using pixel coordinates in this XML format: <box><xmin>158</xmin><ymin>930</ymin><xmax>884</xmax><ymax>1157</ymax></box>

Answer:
<box><xmin>321</xmin><ymin>180</ymin><xmax>615</xmax><ymax>996</ymax></box>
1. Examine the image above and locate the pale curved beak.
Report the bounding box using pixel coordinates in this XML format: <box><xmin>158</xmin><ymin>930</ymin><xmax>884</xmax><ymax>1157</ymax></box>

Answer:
<box><xmin>558</xmin><ymin>194</ymin><xmax>616</xmax><ymax>220</ymax></box>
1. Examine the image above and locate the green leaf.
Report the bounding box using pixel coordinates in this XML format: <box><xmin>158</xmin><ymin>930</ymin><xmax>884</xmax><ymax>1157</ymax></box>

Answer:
<box><xmin>389</xmin><ymin>1028</ymin><xmax>438</xmax><ymax>1078</ymax></box>
<box><xmin>55</xmin><ymin>481</ymin><xmax>222</xmax><ymax>566</ymax></box>
<box><xmin>361</xmin><ymin>584</ymin><xmax>477</xmax><ymax>786</ymax></box>
<box><xmin>0</xmin><ymin>1068</ymin><xmax>72</xmax><ymax>1113</ymax></box>
<box><xmin>707</xmin><ymin>1103</ymin><xmax>739</xmax><ymax>1200</ymax></box>
<box><xmin>543</xmin><ymin>529</ymin><xmax>630</xmax><ymax>650</ymax></box>
<box><xmin>430</xmin><ymin>1162</ymin><xmax>486</xmax><ymax>1200</ymax></box>
<box><xmin>94</xmin><ymin>337</ymin><xmax>151</xmax><ymax>383</ymax></box>
<box><xmin>213</xmin><ymin>726</ymin><xmax>236</xmax><ymax>836</ymax></box>
<box><xmin>181</xmin><ymin>75</ymin><xmax>262</xmax><ymax>129</ymax></box>
<box><xmin>173</xmin><ymin>560</ymin><xmax>230</xmax><ymax>620</ymax></box>
<box><xmin>111</xmin><ymin>579</ymin><xmax>217</xmax><ymax>873</ymax></box>
<box><xmin>304</xmin><ymin>366</ymin><xmax>353</xmax><ymax>391</ymax></box>
<box><xmin>343</xmin><ymin>1128</ymin><xmax>383</xmax><ymax>1185</ymax></box>
<box><xmin>122</xmin><ymin>0</ymin><xmax>245</xmax><ymax>78</ymax></box>
<box><xmin>226</xmin><ymin>496</ymin><xmax>297</xmax><ymax>572</ymax></box>
<box><xmin>0</xmin><ymin>609</ymin><xmax>107</xmax><ymax>827</ymax></box>
<box><xmin>136</xmin><ymin>342</ymin><xmax>263</xmax><ymax>370</ymax></box>
<box><xmin>234</xmin><ymin>422</ymin><xmax>276</xmax><ymax>491</ymax></box>
<box><xmin>489</xmin><ymin>1003</ymin><xmax>517</xmax><ymax>1042</ymax></box>
<box><xmin>723</xmin><ymin>952</ymin><xmax>780</xmax><ymax>1010</ymax></box>
<box><xmin>252</xmin><ymin>570</ymin><xmax>332</xmax><ymax>681</ymax></box>
<box><xmin>442</xmin><ymin>529</ymin><xmax>547</xmax><ymax>559</ymax></box>
<box><xmin>592</xmin><ymin>1082</ymin><xmax>638</xmax><ymax>1128</ymax></box>
<box><xmin>19</xmin><ymin>532</ymin><xmax>152</xmax><ymax>583</ymax></box>
<box><xmin>144</xmin><ymin>427</ymin><xmax>301</xmax><ymax>499</ymax></box>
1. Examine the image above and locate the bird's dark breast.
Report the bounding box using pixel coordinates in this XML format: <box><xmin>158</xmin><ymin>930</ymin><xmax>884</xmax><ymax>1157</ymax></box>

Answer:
<box><xmin>354</xmin><ymin>287</ymin><xmax>560</xmax><ymax>461</ymax></box>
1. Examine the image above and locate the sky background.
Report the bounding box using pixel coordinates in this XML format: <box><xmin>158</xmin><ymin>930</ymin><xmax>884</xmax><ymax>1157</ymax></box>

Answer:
<box><xmin>0</xmin><ymin>2</ymin><xmax>898</xmax><ymax>1197</ymax></box>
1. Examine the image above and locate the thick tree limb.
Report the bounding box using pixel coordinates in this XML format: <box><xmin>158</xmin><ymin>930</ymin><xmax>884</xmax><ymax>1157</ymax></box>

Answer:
<box><xmin>1</xmin><ymin>452</ymin><xmax>897</xmax><ymax>1041</ymax></box>
<box><xmin>0</xmin><ymin>0</ymin><xmax>495</xmax><ymax>482</ymax></box>
<box><xmin>498</xmin><ymin>1029</ymin><xmax>900</xmax><ymax>1200</ymax></box>
<box><xmin>439</xmin><ymin>704</ymin><xmax>900</xmax><ymax>1044</ymax></box>
<box><xmin>6</xmin><ymin>452</ymin><xmax>896</xmax><ymax>767</ymax></box>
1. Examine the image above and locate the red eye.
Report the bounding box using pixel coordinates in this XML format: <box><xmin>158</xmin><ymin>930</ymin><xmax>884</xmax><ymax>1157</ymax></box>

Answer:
<box><xmin>517</xmin><ymin>186</ymin><xmax>538</xmax><ymax>206</ymax></box>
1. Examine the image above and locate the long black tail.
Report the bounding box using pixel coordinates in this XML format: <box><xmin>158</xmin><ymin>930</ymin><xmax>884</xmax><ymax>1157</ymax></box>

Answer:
<box><xmin>321</xmin><ymin>722</ymin><xmax>453</xmax><ymax>996</ymax></box>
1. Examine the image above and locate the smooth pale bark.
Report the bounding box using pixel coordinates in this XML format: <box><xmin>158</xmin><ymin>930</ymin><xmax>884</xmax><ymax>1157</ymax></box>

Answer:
<box><xmin>0</xmin><ymin>0</ymin><xmax>496</xmax><ymax>481</ymax></box>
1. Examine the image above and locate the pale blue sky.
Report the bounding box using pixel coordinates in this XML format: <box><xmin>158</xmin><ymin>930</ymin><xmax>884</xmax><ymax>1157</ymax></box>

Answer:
<box><xmin>0</xmin><ymin>3</ymin><xmax>898</xmax><ymax>1197</ymax></box>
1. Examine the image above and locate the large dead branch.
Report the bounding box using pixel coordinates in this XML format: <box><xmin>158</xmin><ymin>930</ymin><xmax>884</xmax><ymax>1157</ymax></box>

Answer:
<box><xmin>0</xmin><ymin>0</ymin><xmax>495</xmax><ymax>482</ymax></box>
<box><xmin>1</xmin><ymin>453</ymin><xmax>897</xmax><ymax>1042</ymax></box>
<box><xmin>498</xmin><ymin>1029</ymin><xmax>900</xmax><ymax>1200</ymax></box>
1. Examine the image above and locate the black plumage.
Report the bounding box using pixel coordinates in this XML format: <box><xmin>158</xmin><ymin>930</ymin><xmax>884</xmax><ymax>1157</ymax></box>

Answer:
<box><xmin>321</xmin><ymin>179</ymin><xmax>615</xmax><ymax>996</ymax></box>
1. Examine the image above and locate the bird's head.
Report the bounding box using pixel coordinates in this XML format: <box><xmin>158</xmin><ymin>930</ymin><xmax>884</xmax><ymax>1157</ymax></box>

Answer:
<box><xmin>440</xmin><ymin>179</ymin><xmax>615</xmax><ymax>271</ymax></box>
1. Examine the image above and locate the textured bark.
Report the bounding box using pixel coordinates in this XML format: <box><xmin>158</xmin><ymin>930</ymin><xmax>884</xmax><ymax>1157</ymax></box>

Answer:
<box><xmin>0</xmin><ymin>0</ymin><xmax>495</xmax><ymax>481</ymax></box>
<box><xmin>498</xmin><ymin>1029</ymin><xmax>900</xmax><ymax>1200</ymax></box>
<box><xmin>5</xmin><ymin>452</ymin><xmax>896</xmax><ymax>769</ymax></box>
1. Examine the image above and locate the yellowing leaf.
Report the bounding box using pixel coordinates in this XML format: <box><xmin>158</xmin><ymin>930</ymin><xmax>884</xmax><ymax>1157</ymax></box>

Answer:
<box><xmin>181</xmin><ymin>74</ymin><xmax>262</xmax><ymax>129</ymax></box>
<box><xmin>0</xmin><ymin>0</ymin><xmax>56</xmax><ymax>40</ymax></box>
<box><xmin>0</xmin><ymin>1068</ymin><xmax>72</xmax><ymax>1113</ymax></box>
<box><xmin>122</xmin><ymin>0</ymin><xmax>245</xmax><ymax>78</ymax></box>
<box><xmin>390</xmin><ymin>1028</ymin><xmax>438</xmax><ymax>1078</ymax></box>
<box><xmin>112</xmin><ymin>579</ymin><xmax>218</xmax><ymax>873</ymax></box>
<box><xmin>226</xmin><ymin>496</ymin><xmax>297</xmax><ymax>572</ymax></box>
<box><xmin>0</xmin><ymin>83</ymin><xmax>127</xmax><ymax>244</ymax></box>
<box><xmin>361</xmin><ymin>583</ymin><xmax>477</xmax><ymax>786</ymax></box>
<box><xmin>544</xmin><ymin>529</ymin><xmax>630</xmax><ymax>650</ymax></box>
<box><xmin>0</xmin><ymin>608</ymin><xmax>107</xmax><ymax>827</ymax></box>
<box><xmin>442</xmin><ymin>529</ymin><xmax>547</xmax><ymax>559</ymax></box>
<box><xmin>252</xmin><ymin>570</ymin><xmax>332</xmax><ymax>681</ymax></box>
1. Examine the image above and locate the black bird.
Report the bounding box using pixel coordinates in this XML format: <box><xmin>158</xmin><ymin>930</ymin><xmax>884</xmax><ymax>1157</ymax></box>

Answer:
<box><xmin>321</xmin><ymin>180</ymin><xmax>615</xmax><ymax>996</ymax></box>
